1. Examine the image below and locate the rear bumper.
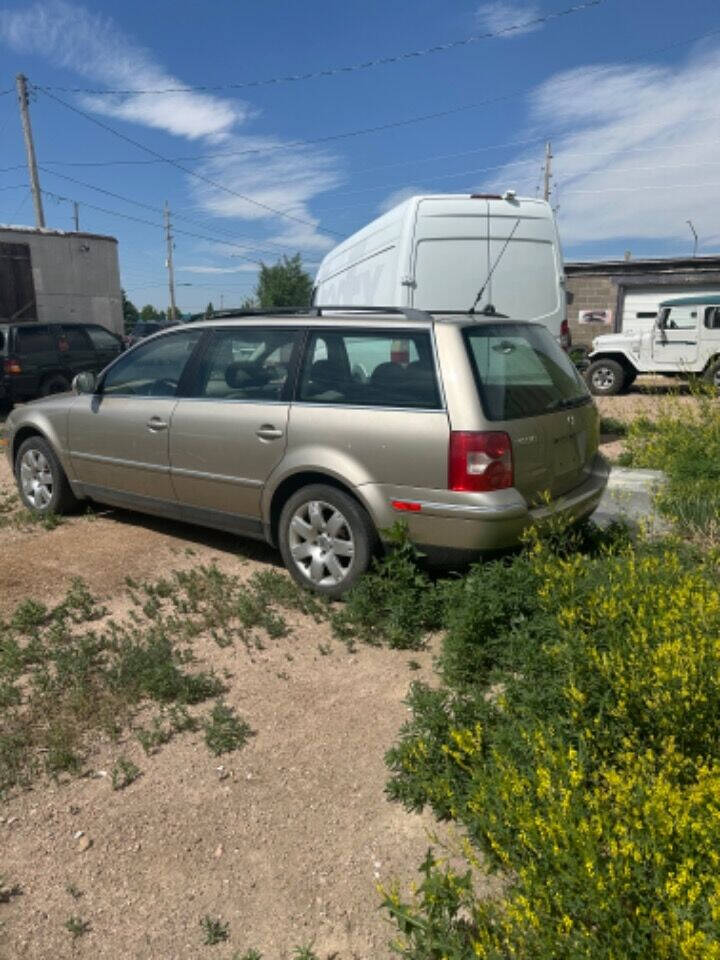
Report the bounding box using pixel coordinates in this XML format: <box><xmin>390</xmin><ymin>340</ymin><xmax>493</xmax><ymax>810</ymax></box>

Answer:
<box><xmin>361</xmin><ymin>453</ymin><xmax>610</xmax><ymax>554</ymax></box>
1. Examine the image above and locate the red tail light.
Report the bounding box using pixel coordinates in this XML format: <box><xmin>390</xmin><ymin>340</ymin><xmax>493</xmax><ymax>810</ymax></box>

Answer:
<box><xmin>3</xmin><ymin>358</ymin><xmax>21</xmax><ymax>375</ymax></box>
<box><xmin>560</xmin><ymin>318</ymin><xmax>571</xmax><ymax>350</ymax></box>
<box><xmin>449</xmin><ymin>431</ymin><xmax>513</xmax><ymax>492</ymax></box>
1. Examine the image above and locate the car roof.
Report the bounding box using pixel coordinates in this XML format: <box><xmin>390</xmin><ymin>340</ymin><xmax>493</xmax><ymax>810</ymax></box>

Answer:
<box><xmin>660</xmin><ymin>295</ymin><xmax>720</xmax><ymax>307</ymax></box>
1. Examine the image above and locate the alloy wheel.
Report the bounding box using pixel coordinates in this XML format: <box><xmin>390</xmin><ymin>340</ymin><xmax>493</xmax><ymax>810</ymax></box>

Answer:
<box><xmin>288</xmin><ymin>500</ymin><xmax>355</xmax><ymax>587</ymax></box>
<box><xmin>20</xmin><ymin>448</ymin><xmax>54</xmax><ymax>509</ymax></box>
<box><xmin>591</xmin><ymin>365</ymin><xmax>616</xmax><ymax>391</ymax></box>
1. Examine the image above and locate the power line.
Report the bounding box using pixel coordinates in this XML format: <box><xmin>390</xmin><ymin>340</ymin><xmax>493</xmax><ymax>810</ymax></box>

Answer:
<box><xmin>36</xmin><ymin>1</ymin><xmax>604</xmax><ymax>95</ymax></box>
<box><xmin>40</xmin><ymin>188</ymin><xmax>265</xmax><ymax>264</ymax></box>
<box><xmin>37</xmin><ymin>166</ymin><xmax>310</xmax><ymax>258</ymax></box>
<box><xmin>35</xmin><ymin>86</ymin><xmax>342</xmax><ymax>238</ymax></box>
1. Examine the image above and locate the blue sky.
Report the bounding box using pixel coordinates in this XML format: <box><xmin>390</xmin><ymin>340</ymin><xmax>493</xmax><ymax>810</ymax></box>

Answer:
<box><xmin>1</xmin><ymin>0</ymin><xmax>720</xmax><ymax>313</ymax></box>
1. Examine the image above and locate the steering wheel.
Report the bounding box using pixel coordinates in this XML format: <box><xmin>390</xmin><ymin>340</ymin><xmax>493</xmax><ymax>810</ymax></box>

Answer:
<box><xmin>147</xmin><ymin>378</ymin><xmax>178</xmax><ymax>396</ymax></box>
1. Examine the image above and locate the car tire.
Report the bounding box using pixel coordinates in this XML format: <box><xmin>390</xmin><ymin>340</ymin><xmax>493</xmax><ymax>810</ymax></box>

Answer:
<box><xmin>278</xmin><ymin>484</ymin><xmax>376</xmax><ymax>598</ymax></box>
<box><xmin>585</xmin><ymin>359</ymin><xmax>626</xmax><ymax>396</ymax></box>
<box><xmin>40</xmin><ymin>373</ymin><xmax>71</xmax><ymax>396</ymax></box>
<box><xmin>15</xmin><ymin>435</ymin><xmax>79</xmax><ymax>515</ymax></box>
<box><xmin>703</xmin><ymin>358</ymin><xmax>720</xmax><ymax>393</ymax></box>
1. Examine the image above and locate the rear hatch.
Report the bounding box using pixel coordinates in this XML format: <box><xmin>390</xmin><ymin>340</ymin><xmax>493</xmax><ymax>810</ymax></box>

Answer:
<box><xmin>463</xmin><ymin>322</ymin><xmax>598</xmax><ymax>502</ymax></box>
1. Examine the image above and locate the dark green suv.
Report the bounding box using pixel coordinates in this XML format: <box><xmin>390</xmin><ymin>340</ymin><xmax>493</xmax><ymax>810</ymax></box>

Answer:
<box><xmin>0</xmin><ymin>321</ymin><xmax>123</xmax><ymax>408</ymax></box>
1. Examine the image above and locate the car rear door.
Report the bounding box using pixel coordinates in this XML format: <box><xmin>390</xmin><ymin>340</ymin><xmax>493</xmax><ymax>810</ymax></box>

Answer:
<box><xmin>168</xmin><ymin>325</ymin><xmax>301</xmax><ymax>533</ymax></box>
<box><xmin>68</xmin><ymin>328</ymin><xmax>203</xmax><ymax>505</ymax></box>
<box><xmin>59</xmin><ymin>324</ymin><xmax>96</xmax><ymax>380</ymax></box>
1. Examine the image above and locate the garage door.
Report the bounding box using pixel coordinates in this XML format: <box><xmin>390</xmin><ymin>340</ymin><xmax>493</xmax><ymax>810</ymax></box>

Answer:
<box><xmin>622</xmin><ymin>286</ymin><xmax>720</xmax><ymax>333</ymax></box>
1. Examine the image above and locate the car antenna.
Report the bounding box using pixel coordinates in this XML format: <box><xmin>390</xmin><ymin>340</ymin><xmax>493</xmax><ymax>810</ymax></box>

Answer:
<box><xmin>468</xmin><ymin>217</ymin><xmax>521</xmax><ymax>315</ymax></box>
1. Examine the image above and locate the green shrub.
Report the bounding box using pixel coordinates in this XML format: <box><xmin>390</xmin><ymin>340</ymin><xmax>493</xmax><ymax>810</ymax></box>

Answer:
<box><xmin>332</xmin><ymin>523</ymin><xmax>445</xmax><ymax>650</ymax></box>
<box><xmin>384</xmin><ymin>528</ymin><xmax>720</xmax><ymax>959</ymax></box>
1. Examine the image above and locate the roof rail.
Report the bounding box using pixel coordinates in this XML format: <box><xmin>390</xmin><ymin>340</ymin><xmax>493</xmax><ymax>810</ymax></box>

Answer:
<box><xmin>189</xmin><ymin>305</ymin><xmax>434</xmax><ymax>323</ymax></box>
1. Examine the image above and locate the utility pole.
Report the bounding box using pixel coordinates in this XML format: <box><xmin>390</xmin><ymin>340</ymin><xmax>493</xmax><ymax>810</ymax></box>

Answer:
<box><xmin>73</xmin><ymin>201</ymin><xmax>79</xmax><ymax>232</ymax></box>
<box><xmin>543</xmin><ymin>141</ymin><xmax>553</xmax><ymax>202</ymax></box>
<box><xmin>15</xmin><ymin>74</ymin><xmax>45</xmax><ymax>228</ymax></box>
<box><xmin>164</xmin><ymin>202</ymin><xmax>177</xmax><ymax>321</ymax></box>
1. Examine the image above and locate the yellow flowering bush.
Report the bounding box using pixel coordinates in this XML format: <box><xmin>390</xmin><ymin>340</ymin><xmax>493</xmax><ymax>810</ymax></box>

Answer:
<box><xmin>384</xmin><ymin>528</ymin><xmax>720</xmax><ymax>958</ymax></box>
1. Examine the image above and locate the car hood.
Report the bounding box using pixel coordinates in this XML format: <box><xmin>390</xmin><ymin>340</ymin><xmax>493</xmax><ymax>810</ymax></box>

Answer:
<box><xmin>591</xmin><ymin>331</ymin><xmax>642</xmax><ymax>353</ymax></box>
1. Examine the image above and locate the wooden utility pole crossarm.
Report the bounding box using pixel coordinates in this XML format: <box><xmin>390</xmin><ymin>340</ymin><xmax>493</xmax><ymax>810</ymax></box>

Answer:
<box><xmin>15</xmin><ymin>74</ymin><xmax>45</xmax><ymax>229</ymax></box>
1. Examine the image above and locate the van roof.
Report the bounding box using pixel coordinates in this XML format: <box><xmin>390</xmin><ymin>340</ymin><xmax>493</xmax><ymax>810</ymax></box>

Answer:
<box><xmin>660</xmin><ymin>294</ymin><xmax>720</xmax><ymax>307</ymax></box>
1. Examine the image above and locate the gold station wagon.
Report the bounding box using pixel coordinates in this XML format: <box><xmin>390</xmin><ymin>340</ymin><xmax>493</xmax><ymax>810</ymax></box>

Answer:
<box><xmin>4</xmin><ymin>308</ymin><xmax>609</xmax><ymax>596</ymax></box>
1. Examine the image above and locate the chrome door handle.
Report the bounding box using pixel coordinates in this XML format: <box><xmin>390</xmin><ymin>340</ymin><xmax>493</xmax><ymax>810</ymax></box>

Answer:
<box><xmin>147</xmin><ymin>417</ymin><xmax>168</xmax><ymax>431</ymax></box>
<box><xmin>256</xmin><ymin>424</ymin><xmax>283</xmax><ymax>441</ymax></box>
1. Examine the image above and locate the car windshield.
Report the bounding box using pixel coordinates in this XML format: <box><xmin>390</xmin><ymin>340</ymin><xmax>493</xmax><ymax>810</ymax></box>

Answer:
<box><xmin>464</xmin><ymin>322</ymin><xmax>590</xmax><ymax>421</ymax></box>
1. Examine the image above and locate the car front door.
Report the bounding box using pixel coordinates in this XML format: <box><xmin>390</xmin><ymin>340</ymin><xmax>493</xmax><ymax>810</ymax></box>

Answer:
<box><xmin>652</xmin><ymin>307</ymin><xmax>699</xmax><ymax>366</ymax></box>
<box><xmin>68</xmin><ymin>328</ymin><xmax>204</xmax><ymax>506</ymax></box>
<box><xmin>168</xmin><ymin>326</ymin><xmax>301</xmax><ymax>535</ymax></box>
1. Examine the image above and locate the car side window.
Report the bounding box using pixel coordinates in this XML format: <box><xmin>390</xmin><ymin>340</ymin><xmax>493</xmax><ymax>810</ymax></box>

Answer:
<box><xmin>60</xmin><ymin>326</ymin><xmax>93</xmax><ymax>351</ymax></box>
<box><xmin>298</xmin><ymin>330</ymin><xmax>440</xmax><ymax>409</ymax></box>
<box><xmin>191</xmin><ymin>328</ymin><xmax>299</xmax><ymax>401</ymax></box>
<box><xmin>86</xmin><ymin>325</ymin><xmax>121</xmax><ymax>351</ymax></box>
<box><xmin>15</xmin><ymin>325</ymin><xmax>54</xmax><ymax>354</ymax></box>
<box><xmin>704</xmin><ymin>307</ymin><xmax>720</xmax><ymax>330</ymax></box>
<box><xmin>661</xmin><ymin>308</ymin><xmax>697</xmax><ymax>331</ymax></box>
<box><xmin>102</xmin><ymin>330</ymin><xmax>202</xmax><ymax>397</ymax></box>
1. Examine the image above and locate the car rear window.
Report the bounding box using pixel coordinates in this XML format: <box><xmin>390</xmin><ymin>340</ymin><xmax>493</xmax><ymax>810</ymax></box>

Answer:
<box><xmin>298</xmin><ymin>329</ymin><xmax>441</xmax><ymax>409</ymax></box>
<box><xmin>86</xmin><ymin>325</ymin><xmax>122</xmax><ymax>351</ymax></box>
<box><xmin>15</xmin><ymin>325</ymin><xmax>55</xmax><ymax>354</ymax></box>
<box><xmin>464</xmin><ymin>323</ymin><xmax>589</xmax><ymax>421</ymax></box>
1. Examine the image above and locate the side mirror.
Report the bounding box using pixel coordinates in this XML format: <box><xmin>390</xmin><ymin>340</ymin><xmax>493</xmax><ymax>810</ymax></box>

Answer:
<box><xmin>72</xmin><ymin>371</ymin><xmax>97</xmax><ymax>395</ymax></box>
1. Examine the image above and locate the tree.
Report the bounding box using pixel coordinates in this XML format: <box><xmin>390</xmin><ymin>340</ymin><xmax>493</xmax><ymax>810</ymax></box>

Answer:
<box><xmin>122</xmin><ymin>290</ymin><xmax>139</xmax><ymax>331</ymax></box>
<box><xmin>254</xmin><ymin>253</ymin><xmax>313</xmax><ymax>308</ymax></box>
<box><xmin>140</xmin><ymin>304</ymin><xmax>162</xmax><ymax>322</ymax></box>
<box><xmin>204</xmin><ymin>301</ymin><xmax>215</xmax><ymax>319</ymax></box>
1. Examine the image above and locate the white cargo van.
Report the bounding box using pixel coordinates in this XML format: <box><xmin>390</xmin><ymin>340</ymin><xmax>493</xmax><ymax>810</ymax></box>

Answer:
<box><xmin>313</xmin><ymin>193</ymin><xmax>569</xmax><ymax>345</ymax></box>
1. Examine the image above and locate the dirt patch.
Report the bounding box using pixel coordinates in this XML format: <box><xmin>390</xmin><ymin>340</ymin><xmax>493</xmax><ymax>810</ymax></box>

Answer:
<box><xmin>0</xmin><ymin>454</ymin><xmax>463</xmax><ymax>960</ymax></box>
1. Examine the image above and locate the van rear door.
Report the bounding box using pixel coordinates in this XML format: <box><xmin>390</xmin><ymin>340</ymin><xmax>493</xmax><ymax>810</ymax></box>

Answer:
<box><xmin>411</xmin><ymin>197</ymin><xmax>563</xmax><ymax>337</ymax></box>
<box><xmin>462</xmin><ymin>323</ymin><xmax>597</xmax><ymax>502</ymax></box>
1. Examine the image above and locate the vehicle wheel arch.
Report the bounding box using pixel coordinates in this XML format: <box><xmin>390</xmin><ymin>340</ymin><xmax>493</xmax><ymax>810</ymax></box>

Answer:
<box><xmin>11</xmin><ymin>425</ymin><xmax>47</xmax><ymax>465</ymax></box>
<box><xmin>589</xmin><ymin>351</ymin><xmax>638</xmax><ymax>376</ymax></box>
<box><xmin>267</xmin><ymin>471</ymin><xmax>371</xmax><ymax>548</ymax></box>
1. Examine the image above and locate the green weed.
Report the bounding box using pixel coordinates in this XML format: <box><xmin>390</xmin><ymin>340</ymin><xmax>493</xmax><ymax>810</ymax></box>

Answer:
<box><xmin>203</xmin><ymin>702</ymin><xmax>252</xmax><ymax>756</ymax></box>
<box><xmin>200</xmin><ymin>915</ymin><xmax>229</xmax><ymax>945</ymax></box>
<box><xmin>111</xmin><ymin>756</ymin><xmax>141</xmax><ymax>791</ymax></box>
<box><xmin>64</xmin><ymin>916</ymin><xmax>90</xmax><ymax>938</ymax></box>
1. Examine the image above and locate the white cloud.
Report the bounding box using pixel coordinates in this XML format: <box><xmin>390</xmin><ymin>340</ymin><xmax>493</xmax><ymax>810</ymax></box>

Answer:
<box><xmin>492</xmin><ymin>42</ymin><xmax>720</xmax><ymax>251</ymax></box>
<box><xmin>475</xmin><ymin>1</ymin><xmax>542</xmax><ymax>38</ymax></box>
<box><xmin>0</xmin><ymin>0</ymin><xmax>242</xmax><ymax>139</ymax></box>
<box><xmin>0</xmin><ymin>1</ymin><xmax>342</xmax><ymax>249</ymax></box>
<box><xmin>179</xmin><ymin>264</ymin><xmax>259</xmax><ymax>275</ymax></box>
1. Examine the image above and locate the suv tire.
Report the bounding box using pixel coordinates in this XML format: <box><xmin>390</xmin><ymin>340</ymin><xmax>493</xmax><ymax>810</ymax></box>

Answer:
<box><xmin>586</xmin><ymin>358</ymin><xmax>626</xmax><ymax>396</ymax></box>
<box><xmin>278</xmin><ymin>484</ymin><xmax>376</xmax><ymax>598</ymax></box>
<box><xmin>15</xmin><ymin>435</ymin><xmax>79</xmax><ymax>515</ymax></box>
<box><xmin>41</xmin><ymin>373</ymin><xmax>71</xmax><ymax>396</ymax></box>
<box><xmin>703</xmin><ymin>358</ymin><xmax>720</xmax><ymax>393</ymax></box>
